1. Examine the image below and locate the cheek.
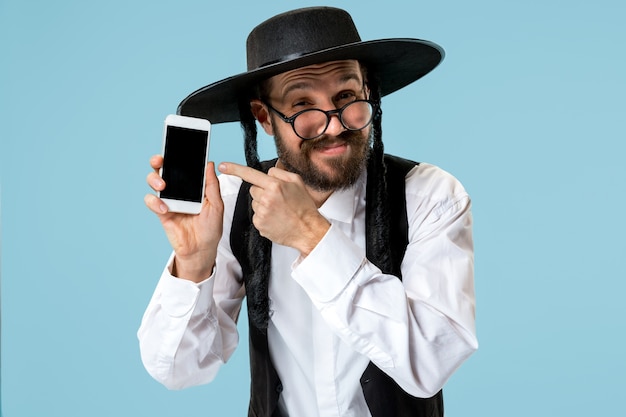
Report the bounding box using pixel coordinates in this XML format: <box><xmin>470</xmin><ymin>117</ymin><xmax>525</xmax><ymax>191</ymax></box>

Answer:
<box><xmin>278</xmin><ymin>126</ymin><xmax>305</xmax><ymax>150</ymax></box>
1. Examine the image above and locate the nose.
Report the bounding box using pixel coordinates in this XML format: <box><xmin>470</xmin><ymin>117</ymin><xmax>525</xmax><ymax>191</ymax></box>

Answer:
<box><xmin>324</xmin><ymin>111</ymin><xmax>346</xmax><ymax>137</ymax></box>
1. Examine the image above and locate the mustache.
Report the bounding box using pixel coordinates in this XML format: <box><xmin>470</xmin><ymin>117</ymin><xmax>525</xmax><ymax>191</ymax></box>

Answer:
<box><xmin>301</xmin><ymin>129</ymin><xmax>365</xmax><ymax>153</ymax></box>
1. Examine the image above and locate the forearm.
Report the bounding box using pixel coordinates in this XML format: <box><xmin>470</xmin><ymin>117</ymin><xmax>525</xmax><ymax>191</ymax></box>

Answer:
<box><xmin>292</xmin><ymin>211</ymin><xmax>477</xmax><ymax>397</ymax></box>
<box><xmin>307</xmin><ymin>259</ymin><xmax>476</xmax><ymax>396</ymax></box>
<box><xmin>172</xmin><ymin>249</ymin><xmax>217</xmax><ymax>283</ymax></box>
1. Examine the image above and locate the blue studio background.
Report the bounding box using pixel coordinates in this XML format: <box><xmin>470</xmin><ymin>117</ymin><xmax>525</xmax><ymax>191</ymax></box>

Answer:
<box><xmin>1</xmin><ymin>0</ymin><xmax>624</xmax><ymax>415</ymax></box>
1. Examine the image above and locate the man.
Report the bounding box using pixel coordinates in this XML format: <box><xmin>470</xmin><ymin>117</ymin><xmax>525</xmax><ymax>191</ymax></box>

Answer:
<box><xmin>139</xmin><ymin>7</ymin><xmax>477</xmax><ymax>417</ymax></box>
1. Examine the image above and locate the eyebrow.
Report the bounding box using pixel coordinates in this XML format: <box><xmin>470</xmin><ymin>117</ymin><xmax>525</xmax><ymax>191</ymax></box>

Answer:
<box><xmin>339</xmin><ymin>72</ymin><xmax>363</xmax><ymax>87</ymax></box>
<box><xmin>282</xmin><ymin>81</ymin><xmax>313</xmax><ymax>98</ymax></box>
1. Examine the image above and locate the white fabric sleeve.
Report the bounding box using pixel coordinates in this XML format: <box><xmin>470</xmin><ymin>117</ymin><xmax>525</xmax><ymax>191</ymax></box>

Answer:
<box><xmin>137</xmin><ymin>255</ymin><xmax>242</xmax><ymax>389</ymax></box>
<box><xmin>292</xmin><ymin>165</ymin><xmax>478</xmax><ymax>398</ymax></box>
<box><xmin>137</xmin><ymin>174</ymin><xmax>245</xmax><ymax>390</ymax></box>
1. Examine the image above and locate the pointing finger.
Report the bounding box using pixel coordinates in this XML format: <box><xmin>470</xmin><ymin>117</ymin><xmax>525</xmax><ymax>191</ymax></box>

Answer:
<box><xmin>218</xmin><ymin>162</ymin><xmax>272</xmax><ymax>188</ymax></box>
<box><xmin>267</xmin><ymin>166</ymin><xmax>300</xmax><ymax>183</ymax></box>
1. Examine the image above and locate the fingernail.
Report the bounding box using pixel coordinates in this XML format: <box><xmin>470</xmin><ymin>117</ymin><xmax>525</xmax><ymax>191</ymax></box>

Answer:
<box><xmin>218</xmin><ymin>163</ymin><xmax>227</xmax><ymax>172</ymax></box>
<box><xmin>159</xmin><ymin>203</ymin><xmax>168</xmax><ymax>213</ymax></box>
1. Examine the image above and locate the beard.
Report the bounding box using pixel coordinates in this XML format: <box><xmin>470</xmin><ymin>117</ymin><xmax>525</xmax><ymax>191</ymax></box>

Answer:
<box><xmin>273</xmin><ymin>126</ymin><xmax>372</xmax><ymax>192</ymax></box>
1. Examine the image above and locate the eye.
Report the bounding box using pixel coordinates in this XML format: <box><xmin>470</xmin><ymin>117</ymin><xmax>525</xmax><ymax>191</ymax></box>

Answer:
<box><xmin>288</xmin><ymin>97</ymin><xmax>316</xmax><ymax>111</ymax></box>
<box><xmin>336</xmin><ymin>91</ymin><xmax>357</xmax><ymax>103</ymax></box>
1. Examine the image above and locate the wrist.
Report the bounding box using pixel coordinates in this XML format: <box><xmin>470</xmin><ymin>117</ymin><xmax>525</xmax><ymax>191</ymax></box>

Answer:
<box><xmin>297</xmin><ymin>214</ymin><xmax>330</xmax><ymax>257</ymax></box>
<box><xmin>172</xmin><ymin>251</ymin><xmax>216</xmax><ymax>283</ymax></box>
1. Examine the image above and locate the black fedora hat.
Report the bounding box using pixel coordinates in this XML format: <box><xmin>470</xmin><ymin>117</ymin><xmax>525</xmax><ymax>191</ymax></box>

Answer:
<box><xmin>177</xmin><ymin>6</ymin><xmax>444</xmax><ymax>124</ymax></box>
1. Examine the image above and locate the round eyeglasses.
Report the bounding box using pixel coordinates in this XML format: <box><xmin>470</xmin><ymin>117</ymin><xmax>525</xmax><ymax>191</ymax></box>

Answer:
<box><xmin>263</xmin><ymin>99</ymin><xmax>379</xmax><ymax>140</ymax></box>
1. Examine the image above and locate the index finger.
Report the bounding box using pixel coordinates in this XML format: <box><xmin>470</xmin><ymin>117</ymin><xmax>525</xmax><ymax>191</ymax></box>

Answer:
<box><xmin>218</xmin><ymin>162</ymin><xmax>272</xmax><ymax>187</ymax></box>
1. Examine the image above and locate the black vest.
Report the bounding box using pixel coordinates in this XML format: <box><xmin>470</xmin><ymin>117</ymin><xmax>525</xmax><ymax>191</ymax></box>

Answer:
<box><xmin>230</xmin><ymin>154</ymin><xmax>444</xmax><ymax>417</ymax></box>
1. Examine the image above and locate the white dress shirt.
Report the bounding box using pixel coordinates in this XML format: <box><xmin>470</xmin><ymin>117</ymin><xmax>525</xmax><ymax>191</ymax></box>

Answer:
<box><xmin>138</xmin><ymin>162</ymin><xmax>478</xmax><ymax>417</ymax></box>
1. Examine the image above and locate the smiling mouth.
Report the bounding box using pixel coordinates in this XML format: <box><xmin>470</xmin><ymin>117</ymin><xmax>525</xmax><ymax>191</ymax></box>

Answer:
<box><xmin>312</xmin><ymin>140</ymin><xmax>348</xmax><ymax>154</ymax></box>
<box><xmin>312</xmin><ymin>140</ymin><xmax>349</xmax><ymax>152</ymax></box>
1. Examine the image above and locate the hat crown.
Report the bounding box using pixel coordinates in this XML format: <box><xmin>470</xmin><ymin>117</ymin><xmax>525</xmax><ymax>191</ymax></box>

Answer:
<box><xmin>246</xmin><ymin>7</ymin><xmax>361</xmax><ymax>71</ymax></box>
<box><xmin>178</xmin><ymin>7</ymin><xmax>444</xmax><ymax>123</ymax></box>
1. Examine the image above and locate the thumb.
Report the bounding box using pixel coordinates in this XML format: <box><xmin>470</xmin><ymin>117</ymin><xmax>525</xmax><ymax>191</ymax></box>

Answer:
<box><xmin>203</xmin><ymin>162</ymin><xmax>222</xmax><ymax>204</ymax></box>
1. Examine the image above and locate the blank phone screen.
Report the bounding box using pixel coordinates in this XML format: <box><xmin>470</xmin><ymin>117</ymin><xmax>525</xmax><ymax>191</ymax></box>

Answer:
<box><xmin>160</xmin><ymin>125</ymin><xmax>208</xmax><ymax>202</ymax></box>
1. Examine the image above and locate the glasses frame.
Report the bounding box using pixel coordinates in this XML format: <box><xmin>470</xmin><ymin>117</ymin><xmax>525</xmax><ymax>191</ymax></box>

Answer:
<box><xmin>263</xmin><ymin>99</ymin><xmax>380</xmax><ymax>140</ymax></box>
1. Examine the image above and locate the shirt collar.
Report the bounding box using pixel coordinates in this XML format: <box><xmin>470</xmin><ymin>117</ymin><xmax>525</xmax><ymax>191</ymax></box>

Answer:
<box><xmin>318</xmin><ymin>168</ymin><xmax>366</xmax><ymax>224</ymax></box>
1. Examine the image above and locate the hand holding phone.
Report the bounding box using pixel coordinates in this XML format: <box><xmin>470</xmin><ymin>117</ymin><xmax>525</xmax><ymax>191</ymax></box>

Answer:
<box><xmin>145</xmin><ymin>114</ymin><xmax>221</xmax><ymax>281</ymax></box>
<box><xmin>158</xmin><ymin>114</ymin><xmax>211</xmax><ymax>214</ymax></box>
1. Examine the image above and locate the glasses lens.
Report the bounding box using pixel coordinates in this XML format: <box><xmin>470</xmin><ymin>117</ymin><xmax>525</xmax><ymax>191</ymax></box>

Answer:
<box><xmin>293</xmin><ymin>109</ymin><xmax>329</xmax><ymax>140</ymax></box>
<box><xmin>291</xmin><ymin>101</ymin><xmax>375</xmax><ymax>140</ymax></box>
<box><xmin>341</xmin><ymin>101</ymin><xmax>373</xmax><ymax>130</ymax></box>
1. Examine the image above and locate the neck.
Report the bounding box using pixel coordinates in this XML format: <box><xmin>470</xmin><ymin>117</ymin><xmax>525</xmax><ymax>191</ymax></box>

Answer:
<box><xmin>307</xmin><ymin>187</ymin><xmax>334</xmax><ymax>208</ymax></box>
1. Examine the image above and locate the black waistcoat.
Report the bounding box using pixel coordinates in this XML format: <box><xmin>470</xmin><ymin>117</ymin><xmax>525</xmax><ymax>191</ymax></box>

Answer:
<box><xmin>230</xmin><ymin>154</ymin><xmax>443</xmax><ymax>417</ymax></box>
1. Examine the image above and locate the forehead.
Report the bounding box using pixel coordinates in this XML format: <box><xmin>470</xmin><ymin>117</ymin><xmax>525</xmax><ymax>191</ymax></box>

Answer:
<box><xmin>265</xmin><ymin>60</ymin><xmax>364</xmax><ymax>96</ymax></box>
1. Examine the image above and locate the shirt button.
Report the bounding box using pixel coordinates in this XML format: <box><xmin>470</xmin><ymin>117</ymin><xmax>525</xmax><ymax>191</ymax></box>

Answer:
<box><xmin>275</xmin><ymin>382</ymin><xmax>283</xmax><ymax>393</ymax></box>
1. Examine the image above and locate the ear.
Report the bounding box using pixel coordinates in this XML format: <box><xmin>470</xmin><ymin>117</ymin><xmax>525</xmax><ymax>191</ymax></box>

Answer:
<box><xmin>250</xmin><ymin>100</ymin><xmax>274</xmax><ymax>136</ymax></box>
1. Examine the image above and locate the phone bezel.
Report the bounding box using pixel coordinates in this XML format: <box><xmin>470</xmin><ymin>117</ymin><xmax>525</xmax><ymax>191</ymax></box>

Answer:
<box><xmin>158</xmin><ymin>114</ymin><xmax>211</xmax><ymax>214</ymax></box>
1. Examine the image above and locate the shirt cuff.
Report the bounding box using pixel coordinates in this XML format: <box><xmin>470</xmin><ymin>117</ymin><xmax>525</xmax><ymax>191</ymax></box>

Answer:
<box><xmin>159</xmin><ymin>254</ymin><xmax>216</xmax><ymax>318</ymax></box>
<box><xmin>292</xmin><ymin>224</ymin><xmax>364</xmax><ymax>302</ymax></box>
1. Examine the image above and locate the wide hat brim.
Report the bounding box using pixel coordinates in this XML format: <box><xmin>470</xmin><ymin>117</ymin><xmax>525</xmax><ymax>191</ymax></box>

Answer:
<box><xmin>177</xmin><ymin>9</ymin><xmax>444</xmax><ymax>124</ymax></box>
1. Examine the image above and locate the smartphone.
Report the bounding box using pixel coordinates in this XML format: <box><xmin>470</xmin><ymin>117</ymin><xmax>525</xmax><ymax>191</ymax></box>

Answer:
<box><xmin>158</xmin><ymin>114</ymin><xmax>211</xmax><ymax>214</ymax></box>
